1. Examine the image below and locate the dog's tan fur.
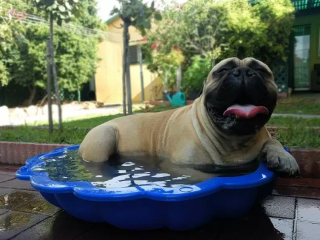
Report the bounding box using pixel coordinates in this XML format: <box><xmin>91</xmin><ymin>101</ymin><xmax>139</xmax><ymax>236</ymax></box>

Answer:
<box><xmin>80</xmin><ymin>57</ymin><xmax>300</xmax><ymax>178</ymax></box>
<box><xmin>80</xmin><ymin>96</ymin><xmax>271</xmax><ymax>165</ymax></box>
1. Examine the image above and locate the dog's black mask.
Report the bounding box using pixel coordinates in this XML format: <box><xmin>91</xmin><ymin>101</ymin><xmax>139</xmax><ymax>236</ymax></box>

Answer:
<box><xmin>203</xmin><ymin>57</ymin><xmax>278</xmax><ymax>136</ymax></box>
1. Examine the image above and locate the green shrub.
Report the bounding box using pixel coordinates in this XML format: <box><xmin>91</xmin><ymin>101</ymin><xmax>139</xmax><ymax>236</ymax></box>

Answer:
<box><xmin>182</xmin><ymin>56</ymin><xmax>212</xmax><ymax>94</ymax></box>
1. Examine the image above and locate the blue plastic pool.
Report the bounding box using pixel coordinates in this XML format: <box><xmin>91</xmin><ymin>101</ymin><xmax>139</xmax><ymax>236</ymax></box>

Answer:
<box><xmin>16</xmin><ymin>145</ymin><xmax>277</xmax><ymax>231</ymax></box>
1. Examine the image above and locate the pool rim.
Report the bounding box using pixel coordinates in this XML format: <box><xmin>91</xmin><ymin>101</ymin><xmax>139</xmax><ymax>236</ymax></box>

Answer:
<box><xmin>16</xmin><ymin>145</ymin><xmax>275</xmax><ymax>202</ymax></box>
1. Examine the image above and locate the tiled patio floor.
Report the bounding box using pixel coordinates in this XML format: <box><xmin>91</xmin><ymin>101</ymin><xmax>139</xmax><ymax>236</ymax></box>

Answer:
<box><xmin>0</xmin><ymin>166</ymin><xmax>319</xmax><ymax>240</ymax></box>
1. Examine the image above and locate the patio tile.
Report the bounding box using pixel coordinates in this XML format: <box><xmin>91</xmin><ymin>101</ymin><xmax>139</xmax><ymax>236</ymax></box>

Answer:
<box><xmin>269</xmin><ymin>218</ymin><xmax>293</xmax><ymax>240</ymax></box>
<box><xmin>0</xmin><ymin>171</ymin><xmax>16</xmax><ymax>176</ymax></box>
<box><xmin>76</xmin><ymin>205</ymin><xmax>293</xmax><ymax>240</ymax></box>
<box><xmin>11</xmin><ymin>214</ymin><xmax>93</xmax><ymax>240</ymax></box>
<box><xmin>0</xmin><ymin>190</ymin><xmax>39</xmax><ymax>210</ymax></box>
<box><xmin>0</xmin><ymin>175</ymin><xmax>15</xmax><ymax>183</ymax></box>
<box><xmin>0</xmin><ymin>209</ymin><xmax>9</xmax><ymax>216</ymax></box>
<box><xmin>262</xmin><ymin>196</ymin><xmax>296</xmax><ymax>219</ymax></box>
<box><xmin>218</xmin><ymin>219</ymin><xmax>284</xmax><ymax>240</ymax></box>
<box><xmin>0</xmin><ymin>210</ymin><xmax>48</xmax><ymax>240</ymax></box>
<box><xmin>77</xmin><ymin>221</ymin><xmax>221</xmax><ymax>240</ymax></box>
<box><xmin>0</xmin><ymin>189</ymin><xmax>15</xmax><ymax>216</ymax></box>
<box><xmin>77</xmin><ymin>217</ymin><xmax>222</xmax><ymax>240</ymax></box>
<box><xmin>296</xmin><ymin>221</ymin><xmax>320</xmax><ymax>240</ymax></box>
<box><xmin>0</xmin><ymin>179</ymin><xmax>35</xmax><ymax>191</ymax></box>
<box><xmin>53</xmin><ymin>210</ymin><xmax>75</xmax><ymax>219</ymax></box>
<box><xmin>0</xmin><ymin>190</ymin><xmax>60</xmax><ymax>216</ymax></box>
<box><xmin>0</xmin><ymin>165</ymin><xmax>20</xmax><ymax>173</ymax></box>
<box><xmin>217</xmin><ymin>205</ymin><xmax>287</xmax><ymax>240</ymax></box>
<box><xmin>0</xmin><ymin>188</ymin><xmax>15</xmax><ymax>196</ymax></box>
<box><xmin>297</xmin><ymin>198</ymin><xmax>320</xmax><ymax>223</ymax></box>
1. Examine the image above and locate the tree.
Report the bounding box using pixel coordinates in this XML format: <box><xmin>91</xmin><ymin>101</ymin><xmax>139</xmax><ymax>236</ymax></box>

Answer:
<box><xmin>143</xmin><ymin>0</ymin><xmax>294</xmax><ymax>92</ymax></box>
<box><xmin>213</xmin><ymin>0</ymin><xmax>295</xmax><ymax>64</ymax></box>
<box><xmin>0</xmin><ymin>16</ymin><xmax>12</xmax><ymax>86</ymax></box>
<box><xmin>143</xmin><ymin>0</ymin><xmax>228</xmax><ymax>67</ymax></box>
<box><xmin>252</xmin><ymin>0</ymin><xmax>295</xmax><ymax>64</ymax></box>
<box><xmin>181</xmin><ymin>55</ymin><xmax>212</xmax><ymax>94</ymax></box>
<box><xmin>0</xmin><ymin>0</ymin><xmax>102</xmax><ymax>133</ymax></box>
<box><xmin>55</xmin><ymin>31</ymin><xmax>99</xmax><ymax>93</ymax></box>
<box><xmin>145</xmin><ymin>44</ymin><xmax>185</xmax><ymax>91</ymax></box>
<box><xmin>0</xmin><ymin>0</ymin><xmax>24</xmax><ymax>86</ymax></box>
<box><xmin>29</xmin><ymin>0</ymin><xmax>82</xmax><ymax>132</ymax></box>
<box><xmin>1</xmin><ymin>0</ymin><xmax>102</xmax><ymax>97</ymax></box>
<box><xmin>111</xmin><ymin>0</ymin><xmax>161</xmax><ymax>115</ymax></box>
<box><xmin>9</xmin><ymin>25</ymin><xmax>48</xmax><ymax>106</ymax></box>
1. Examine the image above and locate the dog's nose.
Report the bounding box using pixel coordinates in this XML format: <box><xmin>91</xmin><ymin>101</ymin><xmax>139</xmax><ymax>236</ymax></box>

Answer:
<box><xmin>232</xmin><ymin>67</ymin><xmax>254</xmax><ymax>77</ymax></box>
<box><xmin>232</xmin><ymin>69</ymin><xmax>241</xmax><ymax>77</ymax></box>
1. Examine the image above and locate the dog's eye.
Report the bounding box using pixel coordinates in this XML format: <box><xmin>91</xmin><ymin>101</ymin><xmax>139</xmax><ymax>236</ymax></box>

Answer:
<box><xmin>218</xmin><ymin>68</ymin><xmax>228</xmax><ymax>73</ymax></box>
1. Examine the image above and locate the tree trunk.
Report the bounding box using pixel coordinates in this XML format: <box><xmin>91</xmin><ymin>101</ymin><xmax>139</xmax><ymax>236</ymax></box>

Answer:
<box><xmin>50</xmin><ymin>13</ymin><xmax>63</xmax><ymax>132</ymax></box>
<box><xmin>124</xmin><ymin>22</ymin><xmax>132</xmax><ymax>115</ymax></box>
<box><xmin>27</xmin><ymin>85</ymin><xmax>37</xmax><ymax>106</ymax></box>
<box><xmin>176</xmin><ymin>65</ymin><xmax>182</xmax><ymax>92</ymax></box>
<box><xmin>122</xmin><ymin>23</ymin><xmax>127</xmax><ymax>116</ymax></box>
<box><xmin>163</xmin><ymin>67</ymin><xmax>167</xmax><ymax>92</ymax></box>
<box><xmin>138</xmin><ymin>46</ymin><xmax>145</xmax><ymax>103</ymax></box>
<box><xmin>126</xmin><ymin>50</ymin><xmax>132</xmax><ymax>114</ymax></box>
<box><xmin>46</xmin><ymin>40</ymin><xmax>53</xmax><ymax>135</ymax></box>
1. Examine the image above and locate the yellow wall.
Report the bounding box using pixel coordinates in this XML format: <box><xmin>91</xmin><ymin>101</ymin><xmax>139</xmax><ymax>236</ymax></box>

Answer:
<box><xmin>130</xmin><ymin>65</ymin><xmax>163</xmax><ymax>102</ymax></box>
<box><xmin>95</xmin><ymin>40</ymin><xmax>123</xmax><ymax>104</ymax></box>
<box><xmin>95</xmin><ymin>17</ymin><xmax>162</xmax><ymax>104</ymax></box>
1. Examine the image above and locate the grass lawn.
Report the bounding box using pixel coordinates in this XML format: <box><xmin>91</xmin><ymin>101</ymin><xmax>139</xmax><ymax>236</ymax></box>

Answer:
<box><xmin>0</xmin><ymin>127</ymin><xmax>89</xmax><ymax>145</ymax></box>
<box><xmin>274</xmin><ymin>97</ymin><xmax>320</xmax><ymax>115</ymax></box>
<box><xmin>1</xmin><ymin>104</ymin><xmax>319</xmax><ymax>148</ymax></box>
<box><xmin>62</xmin><ymin>114</ymin><xmax>122</xmax><ymax>128</ymax></box>
<box><xmin>1</xmin><ymin>100</ymin><xmax>319</xmax><ymax>148</ymax></box>
<box><xmin>275</xmin><ymin>127</ymin><xmax>320</xmax><ymax>149</ymax></box>
<box><xmin>59</xmin><ymin>105</ymin><xmax>178</xmax><ymax>128</ymax></box>
<box><xmin>1</xmin><ymin>121</ymin><xmax>319</xmax><ymax>148</ymax></box>
<box><xmin>268</xmin><ymin>117</ymin><xmax>320</xmax><ymax>127</ymax></box>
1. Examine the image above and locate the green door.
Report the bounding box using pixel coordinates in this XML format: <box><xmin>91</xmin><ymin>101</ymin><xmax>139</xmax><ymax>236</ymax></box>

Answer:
<box><xmin>293</xmin><ymin>25</ymin><xmax>311</xmax><ymax>90</ymax></box>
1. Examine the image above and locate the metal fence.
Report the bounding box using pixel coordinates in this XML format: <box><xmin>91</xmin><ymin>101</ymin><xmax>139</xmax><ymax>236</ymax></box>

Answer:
<box><xmin>294</xmin><ymin>65</ymin><xmax>310</xmax><ymax>87</ymax></box>
<box><xmin>271</xmin><ymin>61</ymin><xmax>289</xmax><ymax>93</ymax></box>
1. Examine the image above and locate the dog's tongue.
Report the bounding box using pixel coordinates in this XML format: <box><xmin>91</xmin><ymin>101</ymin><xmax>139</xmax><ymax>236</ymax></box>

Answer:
<box><xmin>223</xmin><ymin>104</ymin><xmax>269</xmax><ymax>119</ymax></box>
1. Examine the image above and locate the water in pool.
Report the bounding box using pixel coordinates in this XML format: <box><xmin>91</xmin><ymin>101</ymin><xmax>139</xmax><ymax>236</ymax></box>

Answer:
<box><xmin>33</xmin><ymin>149</ymin><xmax>260</xmax><ymax>188</ymax></box>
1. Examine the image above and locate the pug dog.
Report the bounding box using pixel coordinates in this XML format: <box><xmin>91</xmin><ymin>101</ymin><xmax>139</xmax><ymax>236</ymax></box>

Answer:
<box><xmin>79</xmin><ymin>57</ymin><xmax>300</xmax><ymax>180</ymax></box>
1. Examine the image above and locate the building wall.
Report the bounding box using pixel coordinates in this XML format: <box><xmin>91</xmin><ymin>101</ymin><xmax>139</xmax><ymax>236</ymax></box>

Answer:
<box><xmin>95</xmin><ymin>18</ymin><xmax>162</xmax><ymax>104</ymax></box>
<box><xmin>95</xmin><ymin>40</ymin><xmax>123</xmax><ymax>104</ymax></box>
<box><xmin>293</xmin><ymin>15</ymin><xmax>320</xmax><ymax>91</ymax></box>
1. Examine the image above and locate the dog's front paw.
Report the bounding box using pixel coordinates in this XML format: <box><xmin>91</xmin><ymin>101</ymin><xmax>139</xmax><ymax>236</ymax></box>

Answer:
<box><xmin>260</xmin><ymin>143</ymin><xmax>300</xmax><ymax>177</ymax></box>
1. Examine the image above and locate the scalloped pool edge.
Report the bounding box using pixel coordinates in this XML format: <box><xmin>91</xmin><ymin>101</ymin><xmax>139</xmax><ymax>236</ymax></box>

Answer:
<box><xmin>15</xmin><ymin>145</ymin><xmax>277</xmax><ymax>230</ymax></box>
<box><xmin>16</xmin><ymin>145</ymin><xmax>275</xmax><ymax>202</ymax></box>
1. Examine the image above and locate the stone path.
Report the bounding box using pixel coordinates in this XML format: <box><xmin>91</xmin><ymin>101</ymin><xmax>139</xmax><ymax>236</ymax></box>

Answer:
<box><xmin>0</xmin><ymin>103</ymin><xmax>150</xmax><ymax>127</ymax></box>
<box><xmin>0</xmin><ymin>166</ymin><xmax>319</xmax><ymax>240</ymax></box>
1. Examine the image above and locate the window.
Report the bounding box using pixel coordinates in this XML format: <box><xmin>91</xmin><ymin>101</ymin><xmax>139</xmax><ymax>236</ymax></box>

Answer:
<box><xmin>128</xmin><ymin>45</ymin><xmax>145</xmax><ymax>64</ymax></box>
<box><xmin>128</xmin><ymin>46</ymin><xmax>139</xmax><ymax>64</ymax></box>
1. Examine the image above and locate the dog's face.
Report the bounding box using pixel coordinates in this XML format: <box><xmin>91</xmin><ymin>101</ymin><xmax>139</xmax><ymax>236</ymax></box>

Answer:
<box><xmin>203</xmin><ymin>57</ymin><xmax>278</xmax><ymax>136</ymax></box>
